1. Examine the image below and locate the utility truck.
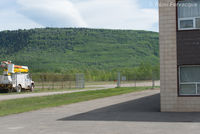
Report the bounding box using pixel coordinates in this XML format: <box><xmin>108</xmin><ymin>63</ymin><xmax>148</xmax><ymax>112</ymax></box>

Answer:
<box><xmin>0</xmin><ymin>61</ymin><xmax>34</xmax><ymax>92</ymax></box>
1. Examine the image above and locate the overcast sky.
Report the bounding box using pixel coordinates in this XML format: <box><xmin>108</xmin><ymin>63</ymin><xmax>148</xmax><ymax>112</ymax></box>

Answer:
<box><xmin>0</xmin><ymin>0</ymin><xmax>158</xmax><ymax>32</ymax></box>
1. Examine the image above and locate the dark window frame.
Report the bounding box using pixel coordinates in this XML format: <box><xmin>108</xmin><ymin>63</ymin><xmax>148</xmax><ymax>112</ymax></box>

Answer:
<box><xmin>176</xmin><ymin>0</ymin><xmax>200</xmax><ymax>97</ymax></box>
<box><xmin>178</xmin><ymin>65</ymin><xmax>200</xmax><ymax>96</ymax></box>
<box><xmin>176</xmin><ymin>0</ymin><xmax>200</xmax><ymax>31</ymax></box>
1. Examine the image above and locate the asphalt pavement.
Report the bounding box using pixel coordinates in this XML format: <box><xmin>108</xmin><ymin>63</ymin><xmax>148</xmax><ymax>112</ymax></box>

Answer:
<box><xmin>1</xmin><ymin>89</ymin><xmax>200</xmax><ymax>134</ymax></box>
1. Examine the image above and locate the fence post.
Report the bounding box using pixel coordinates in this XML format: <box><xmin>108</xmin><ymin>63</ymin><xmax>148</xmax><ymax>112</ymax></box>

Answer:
<box><xmin>69</xmin><ymin>81</ymin><xmax>71</xmax><ymax>89</ymax></box>
<box><xmin>41</xmin><ymin>75</ymin><xmax>44</xmax><ymax>90</ymax></box>
<box><xmin>62</xmin><ymin>75</ymin><xmax>64</xmax><ymax>89</ymax></box>
<box><xmin>117</xmin><ymin>72</ymin><xmax>121</xmax><ymax>87</ymax></box>
<box><xmin>48</xmin><ymin>81</ymin><xmax>51</xmax><ymax>90</ymax></box>
<box><xmin>152</xmin><ymin>71</ymin><xmax>155</xmax><ymax>89</ymax></box>
<box><xmin>76</xmin><ymin>74</ymin><xmax>79</xmax><ymax>88</ymax></box>
<box><xmin>76</xmin><ymin>74</ymin><xmax>85</xmax><ymax>89</ymax></box>
<box><xmin>134</xmin><ymin>79</ymin><xmax>136</xmax><ymax>87</ymax></box>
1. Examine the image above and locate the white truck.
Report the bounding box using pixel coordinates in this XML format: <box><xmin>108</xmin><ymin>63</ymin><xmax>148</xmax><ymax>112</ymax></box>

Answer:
<box><xmin>0</xmin><ymin>61</ymin><xmax>34</xmax><ymax>92</ymax></box>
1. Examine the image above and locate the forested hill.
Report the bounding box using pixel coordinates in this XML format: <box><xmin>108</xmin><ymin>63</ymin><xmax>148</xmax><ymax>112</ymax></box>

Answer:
<box><xmin>0</xmin><ymin>28</ymin><xmax>159</xmax><ymax>73</ymax></box>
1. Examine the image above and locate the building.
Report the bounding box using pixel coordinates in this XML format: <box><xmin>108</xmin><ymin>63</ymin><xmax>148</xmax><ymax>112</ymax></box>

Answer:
<box><xmin>160</xmin><ymin>0</ymin><xmax>200</xmax><ymax>112</ymax></box>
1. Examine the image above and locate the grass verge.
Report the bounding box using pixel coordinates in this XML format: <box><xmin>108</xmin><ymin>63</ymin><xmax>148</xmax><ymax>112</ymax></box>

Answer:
<box><xmin>0</xmin><ymin>86</ymin><xmax>154</xmax><ymax>116</ymax></box>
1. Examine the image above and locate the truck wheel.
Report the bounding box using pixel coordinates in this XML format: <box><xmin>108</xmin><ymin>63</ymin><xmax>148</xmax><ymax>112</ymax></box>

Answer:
<box><xmin>30</xmin><ymin>85</ymin><xmax>34</xmax><ymax>92</ymax></box>
<box><xmin>16</xmin><ymin>85</ymin><xmax>22</xmax><ymax>93</ymax></box>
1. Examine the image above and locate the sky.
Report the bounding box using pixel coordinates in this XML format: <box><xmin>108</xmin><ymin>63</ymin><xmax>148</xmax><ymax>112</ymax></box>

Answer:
<box><xmin>0</xmin><ymin>0</ymin><xmax>159</xmax><ymax>32</ymax></box>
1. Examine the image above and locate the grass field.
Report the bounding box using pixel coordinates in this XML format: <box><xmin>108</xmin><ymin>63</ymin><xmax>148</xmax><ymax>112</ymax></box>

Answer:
<box><xmin>0</xmin><ymin>86</ymin><xmax>153</xmax><ymax>116</ymax></box>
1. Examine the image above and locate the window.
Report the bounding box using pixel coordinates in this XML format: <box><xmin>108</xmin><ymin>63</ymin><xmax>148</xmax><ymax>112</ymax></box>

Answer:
<box><xmin>178</xmin><ymin>0</ymin><xmax>200</xmax><ymax>30</ymax></box>
<box><xmin>179</xmin><ymin>66</ymin><xmax>200</xmax><ymax>95</ymax></box>
<box><xmin>196</xmin><ymin>18</ymin><xmax>200</xmax><ymax>28</ymax></box>
<box><xmin>179</xmin><ymin>19</ymin><xmax>194</xmax><ymax>29</ymax></box>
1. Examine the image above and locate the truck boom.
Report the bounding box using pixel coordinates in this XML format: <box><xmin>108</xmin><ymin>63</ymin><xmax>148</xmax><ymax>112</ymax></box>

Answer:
<box><xmin>1</xmin><ymin>61</ymin><xmax>29</xmax><ymax>73</ymax></box>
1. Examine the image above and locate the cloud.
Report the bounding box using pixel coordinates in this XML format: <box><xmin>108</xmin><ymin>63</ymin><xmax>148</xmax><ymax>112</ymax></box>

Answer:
<box><xmin>16</xmin><ymin>0</ymin><xmax>87</xmax><ymax>28</ymax></box>
<box><xmin>0</xmin><ymin>10</ymin><xmax>42</xmax><ymax>31</ymax></box>
<box><xmin>0</xmin><ymin>0</ymin><xmax>158</xmax><ymax>31</ymax></box>
<box><xmin>75</xmin><ymin>0</ymin><xmax>158</xmax><ymax>31</ymax></box>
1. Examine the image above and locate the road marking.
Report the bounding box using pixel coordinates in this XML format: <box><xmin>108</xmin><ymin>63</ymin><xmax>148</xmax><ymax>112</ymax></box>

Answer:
<box><xmin>8</xmin><ymin>126</ymin><xmax>24</xmax><ymax>130</ymax></box>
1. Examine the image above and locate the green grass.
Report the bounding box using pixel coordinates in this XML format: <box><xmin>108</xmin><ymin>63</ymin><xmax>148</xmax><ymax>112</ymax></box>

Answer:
<box><xmin>0</xmin><ymin>86</ymin><xmax>152</xmax><ymax>116</ymax></box>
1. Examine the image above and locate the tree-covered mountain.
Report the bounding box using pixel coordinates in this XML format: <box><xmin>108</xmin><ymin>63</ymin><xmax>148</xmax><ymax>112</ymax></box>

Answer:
<box><xmin>0</xmin><ymin>28</ymin><xmax>159</xmax><ymax>73</ymax></box>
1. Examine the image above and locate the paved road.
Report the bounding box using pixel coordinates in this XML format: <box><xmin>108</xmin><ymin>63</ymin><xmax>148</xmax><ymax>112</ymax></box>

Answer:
<box><xmin>86</xmin><ymin>80</ymin><xmax>160</xmax><ymax>88</ymax></box>
<box><xmin>1</xmin><ymin>89</ymin><xmax>200</xmax><ymax>134</ymax></box>
<box><xmin>0</xmin><ymin>81</ymin><xmax>160</xmax><ymax>101</ymax></box>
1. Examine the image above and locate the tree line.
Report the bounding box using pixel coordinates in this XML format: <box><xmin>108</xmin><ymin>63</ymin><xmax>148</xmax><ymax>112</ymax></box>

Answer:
<box><xmin>32</xmin><ymin>63</ymin><xmax>160</xmax><ymax>82</ymax></box>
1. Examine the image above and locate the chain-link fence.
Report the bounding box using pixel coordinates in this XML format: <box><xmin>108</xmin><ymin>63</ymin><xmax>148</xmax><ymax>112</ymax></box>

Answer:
<box><xmin>32</xmin><ymin>71</ymin><xmax>160</xmax><ymax>92</ymax></box>
<box><xmin>33</xmin><ymin>73</ymin><xmax>87</xmax><ymax>91</ymax></box>
<box><xmin>115</xmin><ymin>71</ymin><xmax>160</xmax><ymax>88</ymax></box>
<box><xmin>33</xmin><ymin>74</ymin><xmax>76</xmax><ymax>91</ymax></box>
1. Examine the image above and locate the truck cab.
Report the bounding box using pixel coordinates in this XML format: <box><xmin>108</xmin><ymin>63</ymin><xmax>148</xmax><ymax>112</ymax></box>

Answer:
<box><xmin>12</xmin><ymin>73</ymin><xmax>34</xmax><ymax>92</ymax></box>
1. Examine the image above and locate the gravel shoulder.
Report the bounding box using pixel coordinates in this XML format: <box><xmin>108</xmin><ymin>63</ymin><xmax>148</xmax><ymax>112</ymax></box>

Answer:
<box><xmin>0</xmin><ymin>87</ymin><xmax>106</xmax><ymax>101</ymax></box>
